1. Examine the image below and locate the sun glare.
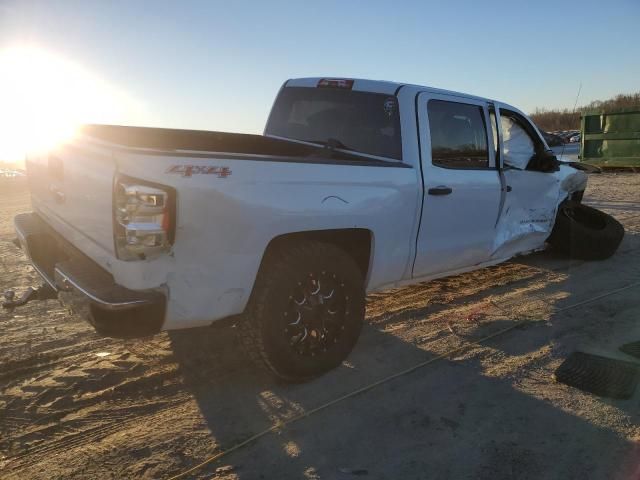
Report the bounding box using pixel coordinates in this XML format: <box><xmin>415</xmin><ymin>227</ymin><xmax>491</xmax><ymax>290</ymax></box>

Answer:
<box><xmin>0</xmin><ymin>46</ymin><xmax>142</xmax><ymax>165</ymax></box>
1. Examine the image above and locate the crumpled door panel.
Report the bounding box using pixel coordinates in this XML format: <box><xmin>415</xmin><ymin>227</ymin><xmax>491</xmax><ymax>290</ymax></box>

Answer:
<box><xmin>491</xmin><ymin>166</ymin><xmax>588</xmax><ymax>260</ymax></box>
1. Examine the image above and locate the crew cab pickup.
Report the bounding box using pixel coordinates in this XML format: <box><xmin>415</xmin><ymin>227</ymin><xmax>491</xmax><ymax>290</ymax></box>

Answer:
<box><xmin>13</xmin><ymin>77</ymin><xmax>607</xmax><ymax>381</ymax></box>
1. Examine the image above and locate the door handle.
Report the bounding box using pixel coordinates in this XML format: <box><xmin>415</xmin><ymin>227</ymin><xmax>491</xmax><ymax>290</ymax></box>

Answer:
<box><xmin>506</xmin><ymin>185</ymin><xmax>512</xmax><ymax>192</ymax></box>
<box><xmin>427</xmin><ymin>186</ymin><xmax>453</xmax><ymax>196</ymax></box>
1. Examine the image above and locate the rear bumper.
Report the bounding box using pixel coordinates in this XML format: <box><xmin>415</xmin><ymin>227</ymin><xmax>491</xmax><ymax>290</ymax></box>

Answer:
<box><xmin>14</xmin><ymin>212</ymin><xmax>166</xmax><ymax>324</ymax></box>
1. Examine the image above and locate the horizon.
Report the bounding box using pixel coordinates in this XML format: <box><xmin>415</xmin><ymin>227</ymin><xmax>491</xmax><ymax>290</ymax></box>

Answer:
<box><xmin>1</xmin><ymin>0</ymin><xmax>640</xmax><ymax>163</ymax></box>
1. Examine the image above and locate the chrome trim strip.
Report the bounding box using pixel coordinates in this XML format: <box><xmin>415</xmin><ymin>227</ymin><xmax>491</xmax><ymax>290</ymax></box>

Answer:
<box><xmin>264</xmin><ymin>134</ymin><xmax>404</xmax><ymax>164</ymax></box>
<box><xmin>53</xmin><ymin>267</ymin><xmax>150</xmax><ymax>311</ymax></box>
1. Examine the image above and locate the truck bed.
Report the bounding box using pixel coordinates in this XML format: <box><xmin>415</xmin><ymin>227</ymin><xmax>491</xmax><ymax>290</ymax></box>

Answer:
<box><xmin>80</xmin><ymin>124</ymin><xmax>344</xmax><ymax>159</ymax></box>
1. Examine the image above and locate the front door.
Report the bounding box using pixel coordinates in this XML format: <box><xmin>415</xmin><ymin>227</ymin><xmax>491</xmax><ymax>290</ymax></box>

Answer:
<box><xmin>490</xmin><ymin>105</ymin><xmax>562</xmax><ymax>260</ymax></box>
<box><xmin>412</xmin><ymin>93</ymin><xmax>502</xmax><ymax>278</ymax></box>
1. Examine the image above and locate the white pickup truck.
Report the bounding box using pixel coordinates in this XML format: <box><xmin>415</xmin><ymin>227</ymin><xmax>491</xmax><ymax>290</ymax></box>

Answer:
<box><xmin>10</xmin><ymin>77</ymin><xmax>623</xmax><ymax>381</ymax></box>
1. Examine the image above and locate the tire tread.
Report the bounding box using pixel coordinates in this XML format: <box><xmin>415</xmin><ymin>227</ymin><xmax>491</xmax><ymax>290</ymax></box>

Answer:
<box><xmin>238</xmin><ymin>241</ymin><xmax>364</xmax><ymax>382</ymax></box>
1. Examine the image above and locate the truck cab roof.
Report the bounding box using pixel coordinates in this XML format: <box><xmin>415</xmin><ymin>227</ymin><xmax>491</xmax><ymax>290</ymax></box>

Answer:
<box><xmin>285</xmin><ymin>77</ymin><xmax>497</xmax><ymax>105</ymax></box>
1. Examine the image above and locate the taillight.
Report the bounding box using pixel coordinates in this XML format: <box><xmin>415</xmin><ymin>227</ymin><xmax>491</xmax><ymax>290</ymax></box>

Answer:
<box><xmin>113</xmin><ymin>175</ymin><xmax>176</xmax><ymax>260</ymax></box>
<box><xmin>317</xmin><ymin>78</ymin><xmax>354</xmax><ymax>89</ymax></box>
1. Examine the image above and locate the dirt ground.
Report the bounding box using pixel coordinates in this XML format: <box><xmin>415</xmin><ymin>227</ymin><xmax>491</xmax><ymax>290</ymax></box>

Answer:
<box><xmin>1</xmin><ymin>174</ymin><xmax>639</xmax><ymax>480</ymax></box>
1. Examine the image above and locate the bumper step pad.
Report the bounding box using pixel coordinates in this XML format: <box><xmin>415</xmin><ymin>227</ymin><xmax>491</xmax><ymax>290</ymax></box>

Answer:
<box><xmin>55</xmin><ymin>259</ymin><xmax>162</xmax><ymax>310</ymax></box>
<box><xmin>13</xmin><ymin>212</ymin><xmax>164</xmax><ymax>312</ymax></box>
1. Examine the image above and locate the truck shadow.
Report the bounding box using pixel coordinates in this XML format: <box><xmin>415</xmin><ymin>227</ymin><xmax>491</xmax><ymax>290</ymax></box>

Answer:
<box><xmin>167</xmin><ymin>254</ymin><xmax>640</xmax><ymax>479</ymax></box>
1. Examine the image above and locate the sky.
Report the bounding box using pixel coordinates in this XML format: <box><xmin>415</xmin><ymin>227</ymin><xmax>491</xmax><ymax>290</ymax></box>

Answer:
<box><xmin>1</xmin><ymin>0</ymin><xmax>639</xmax><ymax>162</ymax></box>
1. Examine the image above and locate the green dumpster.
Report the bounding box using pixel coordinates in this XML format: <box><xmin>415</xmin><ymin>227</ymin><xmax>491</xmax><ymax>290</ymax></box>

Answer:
<box><xmin>581</xmin><ymin>108</ymin><xmax>640</xmax><ymax>167</ymax></box>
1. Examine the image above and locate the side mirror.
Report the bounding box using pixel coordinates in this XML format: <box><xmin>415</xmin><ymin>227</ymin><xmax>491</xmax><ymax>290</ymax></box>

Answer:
<box><xmin>528</xmin><ymin>151</ymin><xmax>559</xmax><ymax>172</ymax></box>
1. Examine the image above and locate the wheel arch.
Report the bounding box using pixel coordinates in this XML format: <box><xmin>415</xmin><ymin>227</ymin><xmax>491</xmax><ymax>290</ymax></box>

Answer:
<box><xmin>253</xmin><ymin>228</ymin><xmax>374</xmax><ymax>295</ymax></box>
<box><xmin>239</xmin><ymin>232</ymin><xmax>369</xmax><ymax>380</ymax></box>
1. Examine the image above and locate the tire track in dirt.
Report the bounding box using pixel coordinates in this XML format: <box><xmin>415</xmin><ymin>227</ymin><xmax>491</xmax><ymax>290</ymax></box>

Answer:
<box><xmin>0</xmin><ymin>337</ymin><xmax>117</xmax><ymax>383</ymax></box>
<box><xmin>1</xmin><ymin>360</ymin><xmax>187</xmax><ymax>456</ymax></box>
<box><xmin>2</xmin><ymin>396</ymin><xmax>191</xmax><ymax>474</ymax></box>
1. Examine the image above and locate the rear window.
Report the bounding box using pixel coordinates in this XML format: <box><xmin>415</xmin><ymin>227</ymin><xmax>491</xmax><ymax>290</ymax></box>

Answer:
<box><xmin>265</xmin><ymin>86</ymin><xmax>402</xmax><ymax>160</ymax></box>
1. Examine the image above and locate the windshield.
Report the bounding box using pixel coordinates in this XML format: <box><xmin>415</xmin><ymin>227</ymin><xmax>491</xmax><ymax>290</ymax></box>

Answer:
<box><xmin>265</xmin><ymin>86</ymin><xmax>402</xmax><ymax>160</ymax></box>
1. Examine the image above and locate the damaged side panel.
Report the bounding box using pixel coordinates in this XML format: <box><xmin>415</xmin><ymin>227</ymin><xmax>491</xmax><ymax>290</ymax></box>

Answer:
<box><xmin>491</xmin><ymin>166</ymin><xmax>588</xmax><ymax>260</ymax></box>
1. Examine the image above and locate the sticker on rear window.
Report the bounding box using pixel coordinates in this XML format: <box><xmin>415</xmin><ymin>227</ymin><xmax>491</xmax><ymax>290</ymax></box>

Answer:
<box><xmin>383</xmin><ymin>98</ymin><xmax>396</xmax><ymax>117</ymax></box>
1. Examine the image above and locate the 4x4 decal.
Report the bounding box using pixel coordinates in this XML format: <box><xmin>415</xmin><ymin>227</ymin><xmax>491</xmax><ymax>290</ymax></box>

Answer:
<box><xmin>166</xmin><ymin>165</ymin><xmax>231</xmax><ymax>178</ymax></box>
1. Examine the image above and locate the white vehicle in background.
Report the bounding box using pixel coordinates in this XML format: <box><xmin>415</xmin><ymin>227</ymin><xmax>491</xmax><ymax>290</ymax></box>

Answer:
<box><xmin>8</xmin><ymin>77</ymin><xmax>623</xmax><ymax>381</ymax></box>
<box><xmin>0</xmin><ymin>169</ymin><xmax>26</xmax><ymax>178</ymax></box>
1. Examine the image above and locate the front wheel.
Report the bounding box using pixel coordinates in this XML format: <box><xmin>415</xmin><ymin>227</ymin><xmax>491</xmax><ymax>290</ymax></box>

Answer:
<box><xmin>240</xmin><ymin>241</ymin><xmax>365</xmax><ymax>382</ymax></box>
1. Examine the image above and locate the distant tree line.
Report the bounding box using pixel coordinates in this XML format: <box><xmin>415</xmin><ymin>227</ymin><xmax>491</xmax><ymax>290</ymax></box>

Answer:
<box><xmin>530</xmin><ymin>92</ymin><xmax>640</xmax><ymax>132</ymax></box>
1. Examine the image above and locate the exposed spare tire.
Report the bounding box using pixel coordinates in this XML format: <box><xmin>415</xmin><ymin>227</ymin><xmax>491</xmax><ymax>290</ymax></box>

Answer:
<box><xmin>548</xmin><ymin>201</ymin><xmax>624</xmax><ymax>260</ymax></box>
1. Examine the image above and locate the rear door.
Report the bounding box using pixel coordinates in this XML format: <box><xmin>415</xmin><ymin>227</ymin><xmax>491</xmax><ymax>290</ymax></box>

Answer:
<box><xmin>412</xmin><ymin>93</ymin><xmax>502</xmax><ymax>277</ymax></box>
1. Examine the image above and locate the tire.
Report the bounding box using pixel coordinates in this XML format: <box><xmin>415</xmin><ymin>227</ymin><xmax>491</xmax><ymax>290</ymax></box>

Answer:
<box><xmin>548</xmin><ymin>201</ymin><xmax>624</xmax><ymax>260</ymax></box>
<box><xmin>240</xmin><ymin>241</ymin><xmax>365</xmax><ymax>382</ymax></box>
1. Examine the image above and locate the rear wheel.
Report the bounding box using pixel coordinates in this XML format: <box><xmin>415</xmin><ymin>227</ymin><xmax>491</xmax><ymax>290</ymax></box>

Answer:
<box><xmin>240</xmin><ymin>241</ymin><xmax>365</xmax><ymax>382</ymax></box>
<box><xmin>548</xmin><ymin>201</ymin><xmax>624</xmax><ymax>260</ymax></box>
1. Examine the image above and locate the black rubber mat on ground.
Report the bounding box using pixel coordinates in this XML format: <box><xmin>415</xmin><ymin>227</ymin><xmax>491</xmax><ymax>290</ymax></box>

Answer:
<box><xmin>553</xmin><ymin>352</ymin><xmax>640</xmax><ymax>399</ymax></box>
<box><xmin>620</xmin><ymin>341</ymin><xmax>640</xmax><ymax>360</ymax></box>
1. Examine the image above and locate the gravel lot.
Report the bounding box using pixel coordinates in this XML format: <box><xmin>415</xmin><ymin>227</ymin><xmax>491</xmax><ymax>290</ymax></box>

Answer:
<box><xmin>1</xmin><ymin>174</ymin><xmax>639</xmax><ymax>480</ymax></box>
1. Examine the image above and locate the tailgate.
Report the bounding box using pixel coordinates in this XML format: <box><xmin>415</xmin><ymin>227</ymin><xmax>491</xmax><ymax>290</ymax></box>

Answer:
<box><xmin>26</xmin><ymin>140</ymin><xmax>117</xmax><ymax>257</ymax></box>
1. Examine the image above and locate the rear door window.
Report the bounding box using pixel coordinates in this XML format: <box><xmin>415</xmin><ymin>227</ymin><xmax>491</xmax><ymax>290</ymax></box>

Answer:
<box><xmin>266</xmin><ymin>86</ymin><xmax>402</xmax><ymax>160</ymax></box>
<box><xmin>427</xmin><ymin>100</ymin><xmax>489</xmax><ymax>169</ymax></box>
